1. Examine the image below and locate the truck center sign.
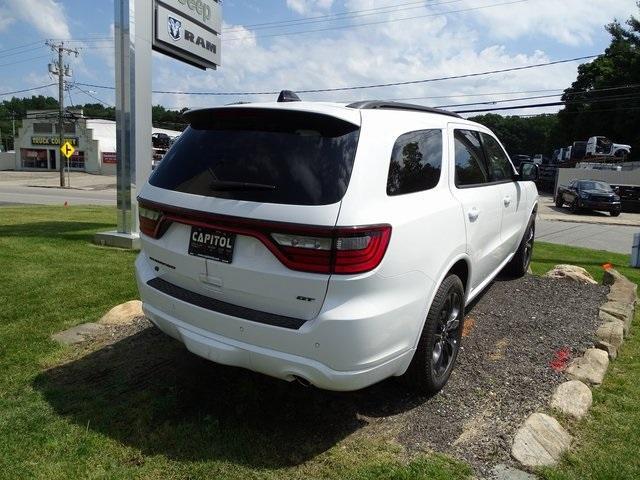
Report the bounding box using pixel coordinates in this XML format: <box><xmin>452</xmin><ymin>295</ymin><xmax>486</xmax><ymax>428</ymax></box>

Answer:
<box><xmin>152</xmin><ymin>0</ymin><xmax>221</xmax><ymax>69</ymax></box>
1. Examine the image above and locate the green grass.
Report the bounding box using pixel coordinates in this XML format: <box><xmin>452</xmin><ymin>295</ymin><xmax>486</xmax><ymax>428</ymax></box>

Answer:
<box><xmin>0</xmin><ymin>205</ymin><xmax>471</xmax><ymax>480</ymax></box>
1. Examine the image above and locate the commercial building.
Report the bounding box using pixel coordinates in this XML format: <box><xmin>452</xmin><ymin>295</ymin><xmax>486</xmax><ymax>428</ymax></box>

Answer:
<box><xmin>11</xmin><ymin>110</ymin><xmax>180</xmax><ymax>174</ymax></box>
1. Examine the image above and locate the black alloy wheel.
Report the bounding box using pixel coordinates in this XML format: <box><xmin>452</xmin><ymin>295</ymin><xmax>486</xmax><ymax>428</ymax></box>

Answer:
<box><xmin>403</xmin><ymin>274</ymin><xmax>465</xmax><ymax>394</ymax></box>
<box><xmin>522</xmin><ymin>221</ymin><xmax>535</xmax><ymax>271</ymax></box>
<box><xmin>431</xmin><ymin>289</ymin><xmax>462</xmax><ymax>379</ymax></box>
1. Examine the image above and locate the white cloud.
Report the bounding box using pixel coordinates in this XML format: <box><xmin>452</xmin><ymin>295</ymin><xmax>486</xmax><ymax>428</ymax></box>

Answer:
<box><xmin>0</xmin><ymin>7</ymin><xmax>16</xmax><ymax>33</ymax></box>
<box><xmin>459</xmin><ymin>0</ymin><xmax>637</xmax><ymax>46</ymax></box>
<box><xmin>7</xmin><ymin>0</ymin><xmax>70</xmax><ymax>38</ymax></box>
<box><xmin>286</xmin><ymin>0</ymin><xmax>334</xmax><ymax>16</ymax></box>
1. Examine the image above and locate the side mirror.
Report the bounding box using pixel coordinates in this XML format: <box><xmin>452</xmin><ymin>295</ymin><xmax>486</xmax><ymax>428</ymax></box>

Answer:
<box><xmin>519</xmin><ymin>162</ymin><xmax>539</xmax><ymax>181</ymax></box>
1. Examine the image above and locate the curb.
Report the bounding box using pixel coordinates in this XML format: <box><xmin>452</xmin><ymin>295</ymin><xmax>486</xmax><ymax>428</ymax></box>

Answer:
<box><xmin>511</xmin><ymin>267</ymin><xmax>636</xmax><ymax>470</ymax></box>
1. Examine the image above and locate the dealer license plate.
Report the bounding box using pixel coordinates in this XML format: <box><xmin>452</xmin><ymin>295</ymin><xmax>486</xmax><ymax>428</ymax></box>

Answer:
<box><xmin>188</xmin><ymin>226</ymin><xmax>236</xmax><ymax>263</ymax></box>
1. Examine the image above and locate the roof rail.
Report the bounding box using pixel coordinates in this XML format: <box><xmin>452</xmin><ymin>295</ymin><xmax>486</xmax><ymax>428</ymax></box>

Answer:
<box><xmin>346</xmin><ymin>100</ymin><xmax>461</xmax><ymax>118</ymax></box>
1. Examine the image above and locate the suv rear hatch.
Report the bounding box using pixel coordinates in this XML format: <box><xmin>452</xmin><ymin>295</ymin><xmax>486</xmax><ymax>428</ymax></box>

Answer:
<box><xmin>138</xmin><ymin>106</ymin><xmax>363</xmax><ymax>321</ymax></box>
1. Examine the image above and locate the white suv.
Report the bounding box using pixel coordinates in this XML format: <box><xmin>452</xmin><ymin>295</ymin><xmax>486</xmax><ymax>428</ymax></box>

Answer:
<box><xmin>135</xmin><ymin>96</ymin><xmax>538</xmax><ymax>394</ymax></box>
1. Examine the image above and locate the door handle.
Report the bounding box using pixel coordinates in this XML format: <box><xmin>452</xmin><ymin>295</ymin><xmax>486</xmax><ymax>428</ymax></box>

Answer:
<box><xmin>468</xmin><ymin>207</ymin><xmax>480</xmax><ymax>222</ymax></box>
<box><xmin>503</xmin><ymin>196</ymin><xmax>512</xmax><ymax>207</ymax></box>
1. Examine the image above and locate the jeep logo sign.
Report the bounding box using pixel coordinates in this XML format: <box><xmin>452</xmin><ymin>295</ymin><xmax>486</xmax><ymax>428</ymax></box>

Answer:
<box><xmin>153</xmin><ymin>0</ymin><xmax>221</xmax><ymax>70</ymax></box>
<box><xmin>176</xmin><ymin>0</ymin><xmax>214</xmax><ymax>28</ymax></box>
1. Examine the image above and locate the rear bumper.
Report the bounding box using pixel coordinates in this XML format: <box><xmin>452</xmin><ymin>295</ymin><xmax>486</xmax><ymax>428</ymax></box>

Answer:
<box><xmin>135</xmin><ymin>253</ymin><xmax>426</xmax><ymax>391</ymax></box>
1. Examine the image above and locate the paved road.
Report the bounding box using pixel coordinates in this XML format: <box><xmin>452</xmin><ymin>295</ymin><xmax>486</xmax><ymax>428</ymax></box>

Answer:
<box><xmin>0</xmin><ymin>184</ymin><xmax>636</xmax><ymax>255</ymax></box>
<box><xmin>0</xmin><ymin>185</ymin><xmax>115</xmax><ymax>206</ymax></box>
<box><xmin>537</xmin><ymin>219</ymin><xmax>637</xmax><ymax>254</ymax></box>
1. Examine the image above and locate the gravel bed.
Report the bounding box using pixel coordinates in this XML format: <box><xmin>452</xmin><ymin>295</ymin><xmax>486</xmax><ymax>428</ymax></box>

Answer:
<box><xmin>397</xmin><ymin>274</ymin><xmax>607</xmax><ymax>474</ymax></box>
<box><xmin>39</xmin><ymin>275</ymin><xmax>607</xmax><ymax>475</ymax></box>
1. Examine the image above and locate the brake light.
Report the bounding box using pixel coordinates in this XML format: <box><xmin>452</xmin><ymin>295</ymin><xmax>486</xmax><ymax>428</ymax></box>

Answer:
<box><xmin>139</xmin><ymin>205</ymin><xmax>163</xmax><ymax>238</ymax></box>
<box><xmin>137</xmin><ymin>199</ymin><xmax>391</xmax><ymax>274</ymax></box>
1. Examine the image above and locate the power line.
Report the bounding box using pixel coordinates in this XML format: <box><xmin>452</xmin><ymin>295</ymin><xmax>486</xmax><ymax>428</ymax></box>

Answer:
<box><xmin>224</xmin><ymin>0</ymin><xmax>530</xmax><ymax>41</ymax></box>
<box><xmin>72</xmin><ymin>84</ymin><xmax>113</xmax><ymax>107</ymax></box>
<box><xmin>435</xmin><ymin>84</ymin><xmax>640</xmax><ymax>108</ymax></box>
<box><xmin>223</xmin><ymin>0</ymin><xmax>465</xmax><ymax>34</ymax></box>
<box><xmin>0</xmin><ymin>55</ymin><xmax>50</xmax><ymax>68</ymax></box>
<box><xmin>75</xmin><ymin>54</ymin><xmax>599</xmax><ymax>96</ymax></box>
<box><xmin>0</xmin><ymin>44</ymin><xmax>46</xmax><ymax>60</ymax></box>
<box><xmin>223</xmin><ymin>0</ymin><xmax>432</xmax><ymax>32</ymax></box>
<box><xmin>0</xmin><ymin>40</ymin><xmax>45</xmax><ymax>55</ymax></box>
<box><xmin>454</xmin><ymin>93</ymin><xmax>640</xmax><ymax>113</ymax></box>
<box><xmin>0</xmin><ymin>83</ymin><xmax>57</xmax><ymax>97</ymax></box>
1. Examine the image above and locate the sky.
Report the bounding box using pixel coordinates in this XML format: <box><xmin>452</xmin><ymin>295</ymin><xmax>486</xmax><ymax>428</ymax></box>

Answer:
<box><xmin>0</xmin><ymin>0</ymin><xmax>637</xmax><ymax>117</ymax></box>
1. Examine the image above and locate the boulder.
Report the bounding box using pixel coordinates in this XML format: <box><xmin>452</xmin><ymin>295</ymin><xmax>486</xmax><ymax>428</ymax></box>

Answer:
<box><xmin>549</xmin><ymin>380</ymin><xmax>592</xmax><ymax>420</ymax></box>
<box><xmin>100</xmin><ymin>300</ymin><xmax>144</xmax><ymax>326</ymax></box>
<box><xmin>595</xmin><ymin>340</ymin><xmax>618</xmax><ymax>360</ymax></box>
<box><xmin>603</xmin><ymin>268</ymin><xmax>634</xmax><ymax>287</ymax></box>
<box><xmin>599</xmin><ymin>301</ymin><xmax>634</xmax><ymax>336</ymax></box>
<box><xmin>566</xmin><ymin>348</ymin><xmax>609</xmax><ymax>386</ymax></box>
<box><xmin>511</xmin><ymin>412</ymin><xmax>572</xmax><ymax>467</ymax></box>
<box><xmin>544</xmin><ymin>265</ymin><xmax>597</xmax><ymax>285</ymax></box>
<box><xmin>607</xmin><ymin>281</ymin><xmax>637</xmax><ymax>305</ymax></box>
<box><xmin>596</xmin><ymin>321</ymin><xmax>624</xmax><ymax>352</ymax></box>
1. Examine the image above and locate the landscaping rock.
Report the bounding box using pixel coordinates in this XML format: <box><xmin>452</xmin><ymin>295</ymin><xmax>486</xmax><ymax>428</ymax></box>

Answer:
<box><xmin>595</xmin><ymin>340</ymin><xmax>618</xmax><ymax>360</ymax></box>
<box><xmin>490</xmin><ymin>464</ymin><xmax>537</xmax><ymax>480</ymax></box>
<box><xmin>99</xmin><ymin>300</ymin><xmax>144</xmax><ymax>326</ymax></box>
<box><xmin>607</xmin><ymin>281</ymin><xmax>637</xmax><ymax>305</ymax></box>
<box><xmin>544</xmin><ymin>264</ymin><xmax>597</xmax><ymax>285</ymax></box>
<box><xmin>549</xmin><ymin>380</ymin><xmax>592</xmax><ymax>420</ymax></box>
<box><xmin>51</xmin><ymin>322</ymin><xmax>104</xmax><ymax>345</ymax></box>
<box><xmin>566</xmin><ymin>348</ymin><xmax>609</xmax><ymax>385</ymax></box>
<box><xmin>511</xmin><ymin>412</ymin><xmax>572</xmax><ymax>467</ymax></box>
<box><xmin>603</xmin><ymin>268</ymin><xmax>634</xmax><ymax>287</ymax></box>
<box><xmin>599</xmin><ymin>301</ymin><xmax>634</xmax><ymax>336</ymax></box>
<box><xmin>596</xmin><ymin>321</ymin><xmax>624</xmax><ymax>352</ymax></box>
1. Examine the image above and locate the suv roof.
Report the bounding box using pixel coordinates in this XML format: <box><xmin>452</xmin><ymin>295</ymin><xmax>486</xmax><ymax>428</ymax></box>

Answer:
<box><xmin>186</xmin><ymin>100</ymin><xmax>464</xmax><ymax>127</ymax></box>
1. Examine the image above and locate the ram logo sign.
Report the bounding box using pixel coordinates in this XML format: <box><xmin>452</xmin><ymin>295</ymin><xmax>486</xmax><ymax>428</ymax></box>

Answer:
<box><xmin>153</xmin><ymin>0</ymin><xmax>221</xmax><ymax>70</ymax></box>
<box><xmin>168</xmin><ymin>17</ymin><xmax>182</xmax><ymax>41</ymax></box>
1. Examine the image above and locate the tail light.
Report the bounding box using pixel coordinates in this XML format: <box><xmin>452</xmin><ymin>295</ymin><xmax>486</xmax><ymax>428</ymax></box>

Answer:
<box><xmin>138</xmin><ymin>199</ymin><xmax>392</xmax><ymax>275</ymax></box>
<box><xmin>138</xmin><ymin>205</ymin><xmax>164</xmax><ymax>238</ymax></box>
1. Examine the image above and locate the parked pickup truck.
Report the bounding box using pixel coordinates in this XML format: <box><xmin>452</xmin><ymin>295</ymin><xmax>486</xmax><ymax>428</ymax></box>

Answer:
<box><xmin>555</xmin><ymin>180</ymin><xmax>622</xmax><ymax>216</ymax></box>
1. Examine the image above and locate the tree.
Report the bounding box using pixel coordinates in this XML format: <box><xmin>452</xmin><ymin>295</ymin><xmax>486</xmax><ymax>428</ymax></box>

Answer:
<box><xmin>558</xmin><ymin>3</ymin><xmax>640</xmax><ymax>158</ymax></box>
<box><xmin>470</xmin><ymin>113</ymin><xmax>561</xmax><ymax>157</ymax></box>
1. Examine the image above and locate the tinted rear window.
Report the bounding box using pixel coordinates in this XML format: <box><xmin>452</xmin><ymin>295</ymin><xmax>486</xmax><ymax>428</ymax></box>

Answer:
<box><xmin>149</xmin><ymin>108</ymin><xmax>360</xmax><ymax>206</ymax></box>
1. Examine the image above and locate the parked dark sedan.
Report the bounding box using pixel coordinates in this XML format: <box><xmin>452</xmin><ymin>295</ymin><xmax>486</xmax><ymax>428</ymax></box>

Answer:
<box><xmin>555</xmin><ymin>180</ymin><xmax>622</xmax><ymax>216</ymax></box>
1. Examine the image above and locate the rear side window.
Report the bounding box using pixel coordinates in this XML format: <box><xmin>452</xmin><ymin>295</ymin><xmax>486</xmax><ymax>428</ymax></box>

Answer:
<box><xmin>480</xmin><ymin>133</ymin><xmax>515</xmax><ymax>182</ymax></box>
<box><xmin>149</xmin><ymin>108</ymin><xmax>360</xmax><ymax>206</ymax></box>
<box><xmin>387</xmin><ymin>129</ymin><xmax>442</xmax><ymax>196</ymax></box>
<box><xmin>454</xmin><ymin>130</ymin><xmax>489</xmax><ymax>187</ymax></box>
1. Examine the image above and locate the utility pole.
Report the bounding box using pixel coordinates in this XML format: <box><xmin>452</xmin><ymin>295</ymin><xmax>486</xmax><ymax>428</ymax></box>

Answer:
<box><xmin>11</xmin><ymin>112</ymin><xmax>15</xmax><ymax>151</ymax></box>
<box><xmin>46</xmin><ymin>41</ymin><xmax>78</xmax><ymax>187</ymax></box>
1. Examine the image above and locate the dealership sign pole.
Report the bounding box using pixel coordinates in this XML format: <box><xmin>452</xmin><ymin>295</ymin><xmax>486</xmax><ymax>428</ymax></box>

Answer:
<box><xmin>96</xmin><ymin>0</ymin><xmax>221</xmax><ymax>249</ymax></box>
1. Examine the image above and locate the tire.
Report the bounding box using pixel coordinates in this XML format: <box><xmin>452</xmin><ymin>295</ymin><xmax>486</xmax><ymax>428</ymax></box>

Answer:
<box><xmin>402</xmin><ymin>274</ymin><xmax>464</xmax><ymax>395</ymax></box>
<box><xmin>570</xmin><ymin>199</ymin><xmax>580</xmax><ymax>213</ymax></box>
<box><xmin>555</xmin><ymin>195</ymin><xmax>564</xmax><ymax>208</ymax></box>
<box><xmin>611</xmin><ymin>210</ymin><xmax>621</xmax><ymax>217</ymax></box>
<box><xmin>504</xmin><ymin>216</ymin><xmax>535</xmax><ymax>278</ymax></box>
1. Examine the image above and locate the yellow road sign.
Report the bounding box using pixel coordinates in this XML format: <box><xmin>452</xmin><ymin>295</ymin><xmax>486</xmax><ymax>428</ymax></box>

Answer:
<box><xmin>60</xmin><ymin>141</ymin><xmax>75</xmax><ymax>159</ymax></box>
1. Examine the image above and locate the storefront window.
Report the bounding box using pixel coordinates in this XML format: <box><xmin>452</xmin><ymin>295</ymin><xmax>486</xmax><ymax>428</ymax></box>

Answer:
<box><xmin>21</xmin><ymin>148</ymin><xmax>48</xmax><ymax>169</ymax></box>
<box><xmin>68</xmin><ymin>151</ymin><xmax>85</xmax><ymax>169</ymax></box>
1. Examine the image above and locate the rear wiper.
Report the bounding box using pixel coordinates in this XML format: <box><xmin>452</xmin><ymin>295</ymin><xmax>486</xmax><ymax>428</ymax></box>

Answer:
<box><xmin>209</xmin><ymin>180</ymin><xmax>276</xmax><ymax>191</ymax></box>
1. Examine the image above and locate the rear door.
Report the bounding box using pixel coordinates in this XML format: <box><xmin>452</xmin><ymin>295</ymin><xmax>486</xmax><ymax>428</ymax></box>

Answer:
<box><xmin>139</xmin><ymin>107</ymin><xmax>361</xmax><ymax>321</ymax></box>
<box><xmin>479</xmin><ymin>132</ymin><xmax>527</xmax><ymax>257</ymax></box>
<box><xmin>449</xmin><ymin>127</ymin><xmax>503</xmax><ymax>290</ymax></box>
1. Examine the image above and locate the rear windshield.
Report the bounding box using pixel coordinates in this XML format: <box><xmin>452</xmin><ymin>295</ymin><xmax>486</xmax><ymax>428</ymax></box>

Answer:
<box><xmin>149</xmin><ymin>108</ymin><xmax>360</xmax><ymax>206</ymax></box>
